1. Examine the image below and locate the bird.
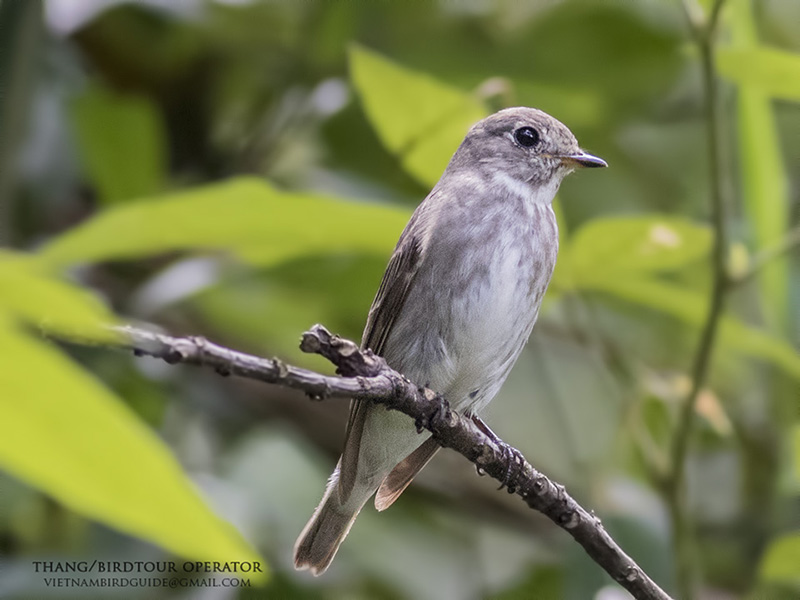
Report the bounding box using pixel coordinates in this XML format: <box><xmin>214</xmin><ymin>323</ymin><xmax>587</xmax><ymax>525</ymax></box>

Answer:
<box><xmin>294</xmin><ymin>106</ymin><xmax>606</xmax><ymax>575</ymax></box>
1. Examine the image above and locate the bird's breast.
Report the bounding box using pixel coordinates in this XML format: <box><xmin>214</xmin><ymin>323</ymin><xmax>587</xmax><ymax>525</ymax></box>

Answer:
<box><xmin>383</xmin><ymin>201</ymin><xmax>559</xmax><ymax>412</ymax></box>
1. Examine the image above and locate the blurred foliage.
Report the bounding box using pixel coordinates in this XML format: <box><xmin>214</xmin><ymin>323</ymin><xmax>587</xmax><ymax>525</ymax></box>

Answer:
<box><xmin>70</xmin><ymin>83</ymin><xmax>168</xmax><ymax>205</ymax></box>
<box><xmin>723</xmin><ymin>0</ymin><xmax>793</xmax><ymax>331</ymax></box>
<box><xmin>0</xmin><ymin>250</ymin><xmax>117</xmax><ymax>341</ymax></box>
<box><xmin>349</xmin><ymin>43</ymin><xmax>487</xmax><ymax>187</ymax></box>
<box><xmin>1</xmin><ymin>0</ymin><xmax>799</xmax><ymax>599</ymax></box>
<box><xmin>717</xmin><ymin>46</ymin><xmax>800</xmax><ymax>101</ymax></box>
<box><xmin>0</xmin><ymin>250</ymin><xmax>262</xmax><ymax>576</ymax></box>
<box><xmin>761</xmin><ymin>534</ymin><xmax>800</xmax><ymax>583</ymax></box>
<box><xmin>560</xmin><ymin>216</ymin><xmax>713</xmax><ymax>279</ymax></box>
<box><xmin>0</xmin><ymin>318</ymin><xmax>263</xmax><ymax>577</ymax></box>
<box><xmin>38</xmin><ymin>177</ymin><xmax>410</xmax><ymax>268</ymax></box>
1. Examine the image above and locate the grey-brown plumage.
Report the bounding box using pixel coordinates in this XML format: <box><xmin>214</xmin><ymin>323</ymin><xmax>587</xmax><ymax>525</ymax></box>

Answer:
<box><xmin>294</xmin><ymin>107</ymin><xmax>606</xmax><ymax>575</ymax></box>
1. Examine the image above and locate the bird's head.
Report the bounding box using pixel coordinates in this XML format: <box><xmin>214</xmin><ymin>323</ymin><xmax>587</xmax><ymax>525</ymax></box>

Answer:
<box><xmin>449</xmin><ymin>107</ymin><xmax>606</xmax><ymax>204</ymax></box>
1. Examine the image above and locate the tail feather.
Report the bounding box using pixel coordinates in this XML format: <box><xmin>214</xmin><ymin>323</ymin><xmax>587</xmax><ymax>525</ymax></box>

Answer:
<box><xmin>296</xmin><ymin>409</ymin><xmax>435</xmax><ymax>574</ymax></box>
<box><xmin>294</xmin><ymin>480</ymin><xmax>361</xmax><ymax>576</ymax></box>
<box><xmin>374</xmin><ymin>437</ymin><xmax>440</xmax><ymax>511</ymax></box>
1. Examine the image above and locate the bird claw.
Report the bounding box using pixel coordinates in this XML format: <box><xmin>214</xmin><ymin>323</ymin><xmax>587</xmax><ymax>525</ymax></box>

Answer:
<box><xmin>471</xmin><ymin>415</ymin><xmax>524</xmax><ymax>494</ymax></box>
<box><xmin>497</xmin><ymin>443</ymin><xmax>525</xmax><ymax>494</ymax></box>
<box><xmin>414</xmin><ymin>414</ymin><xmax>427</xmax><ymax>434</ymax></box>
<box><xmin>415</xmin><ymin>393</ymin><xmax>449</xmax><ymax>434</ymax></box>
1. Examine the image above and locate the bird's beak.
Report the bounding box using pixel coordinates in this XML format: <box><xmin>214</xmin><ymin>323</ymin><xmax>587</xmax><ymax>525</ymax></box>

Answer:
<box><xmin>560</xmin><ymin>151</ymin><xmax>607</xmax><ymax>169</ymax></box>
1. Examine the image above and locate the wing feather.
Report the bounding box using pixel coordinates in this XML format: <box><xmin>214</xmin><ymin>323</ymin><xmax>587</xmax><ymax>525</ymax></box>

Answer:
<box><xmin>374</xmin><ymin>438</ymin><xmax>440</xmax><ymax>511</ymax></box>
<box><xmin>337</xmin><ymin>233</ymin><xmax>424</xmax><ymax>501</ymax></box>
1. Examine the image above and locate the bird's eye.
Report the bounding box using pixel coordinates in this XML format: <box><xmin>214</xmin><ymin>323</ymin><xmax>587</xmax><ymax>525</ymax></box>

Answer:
<box><xmin>514</xmin><ymin>126</ymin><xmax>540</xmax><ymax>148</ymax></box>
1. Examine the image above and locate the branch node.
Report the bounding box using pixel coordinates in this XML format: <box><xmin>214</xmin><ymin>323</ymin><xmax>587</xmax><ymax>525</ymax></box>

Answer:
<box><xmin>301</xmin><ymin>324</ymin><xmax>386</xmax><ymax>377</ymax></box>
<box><xmin>274</xmin><ymin>358</ymin><xmax>289</xmax><ymax>379</ymax></box>
<box><xmin>163</xmin><ymin>349</ymin><xmax>184</xmax><ymax>364</ymax></box>
<box><xmin>299</xmin><ymin>331</ymin><xmax>321</xmax><ymax>354</ymax></box>
<box><xmin>559</xmin><ymin>510</ymin><xmax>580</xmax><ymax>529</ymax></box>
<box><xmin>306</xmin><ymin>382</ymin><xmax>329</xmax><ymax>402</ymax></box>
<box><xmin>188</xmin><ymin>336</ymin><xmax>209</xmax><ymax>362</ymax></box>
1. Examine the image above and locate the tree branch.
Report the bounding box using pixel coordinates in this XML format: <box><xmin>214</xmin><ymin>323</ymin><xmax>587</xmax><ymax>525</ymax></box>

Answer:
<box><xmin>113</xmin><ymin>324</ymin><xmax>673</xmax><ymax>600</ymax></box>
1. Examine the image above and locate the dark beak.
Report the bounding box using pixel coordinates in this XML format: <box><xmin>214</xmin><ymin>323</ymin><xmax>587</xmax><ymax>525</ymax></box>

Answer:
<box><xmin>561</xmin><ymin>151</ymin><xmax>607</xmax><ymax>169</ymax></box>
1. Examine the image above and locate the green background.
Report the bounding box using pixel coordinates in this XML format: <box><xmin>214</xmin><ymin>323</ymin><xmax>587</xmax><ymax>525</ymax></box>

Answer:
<box><xmin>0</xmin><ymin>0</ymin><xmax>798</xmax><ymax>598</ymax></box>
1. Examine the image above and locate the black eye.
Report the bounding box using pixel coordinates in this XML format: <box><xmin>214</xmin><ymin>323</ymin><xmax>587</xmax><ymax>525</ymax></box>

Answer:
<box><xmin>514</xmin><ymin>126</ymin><xmax>540</xmax><ymax>148</ymax></box>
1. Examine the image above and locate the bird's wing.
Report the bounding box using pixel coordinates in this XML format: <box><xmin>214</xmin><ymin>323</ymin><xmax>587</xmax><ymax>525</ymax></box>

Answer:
<box><xmin>338</xmin><ymin>231</ymin><xmax>424</xmax><ymax>502</ymax></box>
<box><xmin>374</xmin><ymin>437</ymin><xmax>440</xmax><ymax>511</ymax></box>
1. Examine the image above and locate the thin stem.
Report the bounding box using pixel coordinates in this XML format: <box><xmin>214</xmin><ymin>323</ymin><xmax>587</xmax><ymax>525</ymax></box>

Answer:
<box><xmin>667</xmin><ymin>1</ymin><xmax>730</xmax><ymax>599</ymax></box>
<box><xmin>0</xmin><ymin>0</ymin><xmax>42</xmax><ymax>246</ymax></box>
<box><xmin>708</xmin><ymin>0</ymin><xmax>728</xmax><ymax>34</ymax></box>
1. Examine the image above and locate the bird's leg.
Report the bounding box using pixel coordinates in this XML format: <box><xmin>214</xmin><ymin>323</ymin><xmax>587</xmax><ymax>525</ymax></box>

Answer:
<box><xmin>470</xmin><ymin>415</ymin><xmax>525</xmax><ymax>494</ymax></box>
<box><xmin>414</xmin><ymin>386</ymin><xmax>450</xmax><ymax>434</ymax></box>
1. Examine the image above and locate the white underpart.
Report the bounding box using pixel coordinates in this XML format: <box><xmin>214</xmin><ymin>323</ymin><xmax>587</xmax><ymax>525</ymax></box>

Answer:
<box><xmin>491</xmin><ymin>170</ymin><xmax>562</xmax><ymax>206</ymax></box>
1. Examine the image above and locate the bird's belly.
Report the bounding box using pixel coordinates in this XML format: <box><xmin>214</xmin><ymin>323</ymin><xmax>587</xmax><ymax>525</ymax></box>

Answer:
<box><xmin>384</xmin><ymin>242</ymin><xmax>551</xmax><ymax>414</ymax></box>
<box><xmin>444</xmin><ymin>254</ymin><xmax>541</xmax><ymax>412</ymax></box>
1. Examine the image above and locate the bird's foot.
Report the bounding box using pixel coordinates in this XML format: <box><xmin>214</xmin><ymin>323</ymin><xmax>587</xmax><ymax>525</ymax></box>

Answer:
<box><xmin>498</xmin><ymin>444</ymin><xmax>526</xmax><ymax>494</ymax></box>
<box><xmin>415</xmin><ymin>389</ymin><xmax>449</xmax><ymax>434</ymax></box>
<box><xmin>471</xmin><ymin>415</ymin><xmax>525</xmax><ymax>494</ymax></box>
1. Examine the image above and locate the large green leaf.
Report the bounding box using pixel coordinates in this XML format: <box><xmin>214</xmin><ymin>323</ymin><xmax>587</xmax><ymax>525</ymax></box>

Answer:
<box><xmin>563</xmin><ymin>216</ymin><xmax>711</xmax><ymax>286</ymax></box>
<box><xmin>717</xmin><ymin>46</ymin><xmax>800</xmax><ymax>102</ymax></box>
<box><xmin>349</xmin><ymin>44</ymin><xmax>487</xmax><ymax>187</ymax></box>
<box><xmin>38</xmin><ymin>177</ymin><xmax>411</xmax><ymax>269</ymax></box>
<box><xmin>0</xmin><ymin>251</ymin><xmax>117</xmax><ymax>342</ymax></box>
<box><xmin>760</xmin><ymin>533</ymin><xmax>800</xmax><ymax>583</ymax></box>
<box><xmin>70</xmin><ymin>83</ymin><xmax>167</xmax><ymax>205</ymax></box>
<box><xmin>0</xmin><ymin>319</ymin><xmax>265</xmax><ymax>573</ymax></box>
<box><xmin>582</xmin><ymin>276</ymin><xmax>800</xmax><ymax>380</ymax></box>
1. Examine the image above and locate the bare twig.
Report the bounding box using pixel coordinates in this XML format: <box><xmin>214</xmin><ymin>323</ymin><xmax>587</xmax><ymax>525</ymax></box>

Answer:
<box><xmin>113</xmin><ymin>323</ymin><xmax>673</xmax><ymax>600</ymax></box>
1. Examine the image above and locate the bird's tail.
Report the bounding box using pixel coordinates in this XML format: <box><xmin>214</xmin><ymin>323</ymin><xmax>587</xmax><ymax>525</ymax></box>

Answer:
<box><xmin>293</xmin><ymin>479</ymin><xmax>363</xmax><ymax>576</ymax></box>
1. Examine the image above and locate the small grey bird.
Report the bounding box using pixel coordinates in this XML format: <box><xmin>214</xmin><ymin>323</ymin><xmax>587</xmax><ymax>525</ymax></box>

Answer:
<box><xmin>294</xmin><ymin>107</ymin><xmax>606</xmax><ymax>575</ymax></box>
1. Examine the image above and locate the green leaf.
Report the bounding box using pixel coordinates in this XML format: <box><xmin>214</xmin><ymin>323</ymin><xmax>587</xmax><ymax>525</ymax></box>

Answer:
<box><xmin>0</xmin><ymin>320</ymin><xmax>265</xmax><ymax>573</ymax></box>
<box><xmin>38</xmin><ymin>177</ymin><xmax>411</xmax><ymax>269</ymax></box>
<box><xmin>760</xmin><ymin>533</ymin><xmax>800</xmax><ymax>583</ymax></box>
<box><xmin>70</xmin><ymin>83</ymin><xmax>167</xmax><ymax>205</ymax></box>
<box><xmin>191</xmin><ymin>254</ymin><xmax>385</xmax><ymax>365</ymax></box>
<box><xmin>717</xmin><ymin>46</ymin><xmax>800</xmax><ymax>102</ymax></box>
<box><xmin>737</xmin><ymin>86</ymin><xmax>790</xmax><ymax>329</ymax></box>
<box><xmin>582</xmin><ymin>277</ymin><xmax>800</xmax><ymax>380</ymax></box>
<box><xmin>349</xmin><ymin>44</ymin><xmax>487</xmax><ymax>187</ymax></box>
<box><xmin>0</xmin><ymin>251</ymin><xmax>117</xmax><ymax>342</ymax></box>
<box><xmin>564</xmin><ymin>216</ymin><xmax>711</xmax><ymax>285</ymax></box>
<box><xmin>721</xmin><ymin>0</ymin><xmax>792</xmax><ymax>329</ymax></box>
